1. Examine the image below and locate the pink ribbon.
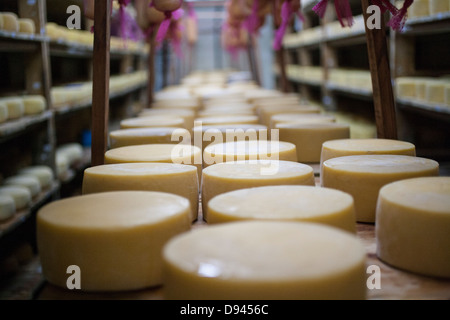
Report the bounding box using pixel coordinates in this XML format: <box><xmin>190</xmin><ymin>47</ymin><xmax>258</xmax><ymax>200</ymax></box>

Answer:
<box><xmin>154</xmin><ymin>2</ymin><xmax>184</xmax><ymax>44</ymax></box>
<box><xmin>273</xmin><ymin>1</ymin><xmax>292</xmax><ymax>50</ymax></box>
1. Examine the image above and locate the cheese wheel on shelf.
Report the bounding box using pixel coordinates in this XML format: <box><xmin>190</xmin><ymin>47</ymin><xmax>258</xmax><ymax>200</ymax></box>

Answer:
<box><xmin>0</xmin><ymin>14</ymin><xmax>3</xmax><ymax>30</ymax></box>
<box><xmin>1</xmin><ymin>12</ymin><xmax>19</xmax><ymax>32</ymax></box>
<box><xmin>18</xmin><ymin>166</ymin><xmax>54</xmax><ymax>189</ymax></box>
<box><xmin>3</xmin><ymin>175</ymin><xmax>41</xmax><ymax>197</ymax></box>
<box><xmin>277</xmin><ymin>123</ymin><xmax>350</xmax><ymax>163</ymax></box>
<box><xmin>82</xmin><ymin>163</ymin><xmax>199</xmax><ymax>222</ymax></box>
<box><xmin>56</xmin><ymin>143</ymin><xmax>84</xmax><ymax>166</ymax></box>
<box><xmin>56</xmin><ymin>153</ymin><xmax>69</xmax><ymax>179</ymax></box>
<box><xmin>202</xmin><ymin>160</ymin><xmax>314</xmax><ymax>220</ymax></box>
<box><xmin>0</xmin><ymin>102</ymin><xmax>7</xmax><ymax>123</ymax></box>
<box><xmin>22</xmin><ymin>96</ymin><xmax>46</xmax><ymax>115</ymax></box>
<box><xmin>120</xmin><ymin>116</ymin><xmax>186</xmax><ymax>130</ymax></box>
<box><xmin>195</xmin><ymin>115</ymin><xmax>259</xmax><ymax>126</ymax></box>
<box><xmin>270</xmin><ymin>113</ymin><xmax>336</xmax><ymax>129</ymax></box>
<box><xmin>37</xmin><ymin>191</ymin><xmax>191</xmax><ymax>292</ymax></box>
<box><xmin>109</xmin><ymin>127</ymin><xmax>191</xmax><ymax>149</ymax></box>
<box><xmin>208</xmin><ymin>185</ymin><xmax>356</xmax><ymax>233</ymax></box>
<box><xmin>18</xmin><ymin>18</ymin><xmax>35</xmax><ymax>34</ymax></box>
<box><xmin>322</xmin><ymin>155</ymin><xmax>439</xmax><ymax>223</ymax></box>
<box><xmin>0</xmin><ymin>195</ymin><xmax>15</xmax><ymax>221</ymax></box>
<box><xmin>138</xmin><ymin>109</ymin><xmax>196</xmax><ymax>129</ymax></box>
<box><xmin>162</xmin><ymin>221</ymin><xmax>367</xmax><ymax>300</ymax></box>
<box><xmin>429</xmin><ymin>0</ymin><xmax>450</xmax><ymax>14</ymax></box>
<box><xmin>376</xmin><ymin>177</ymin><xmax>450</xmax><ymax>278</ymax></box>
<box><xmin>259</xmin><ymin>105</ymin><xmax>322</xmax><ymax>127</ymax></box>
<box><xmin>425</xmin><ymin>80</ymin><xmax>446</xmax><ymax>104</ymax></box>
<box><xmin>0</xmin><ymin>186</ymin><xmax>31</xmax><ymax>210</ymax></box>
<box><xmin>203</xmin><ymin>140</ymin><xmax>298</xmax><ymax>168</ymax></box>
<box><xmin>105</xmin><ymin>144</ymin><xmax>202</xmax><ymax>180</ymax></box>
<box><xmin>0</xmin><ymin>97</ymin><xmax>24</xmax><ymax>120</ymax></box>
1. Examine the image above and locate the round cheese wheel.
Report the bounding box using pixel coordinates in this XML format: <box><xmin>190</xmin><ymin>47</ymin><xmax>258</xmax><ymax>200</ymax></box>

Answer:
<box><xmin>195</xmin><ymin>115</ymin><xmax>259</xmax><ymax>126</ymax></box>
<box><xmin>82</xmin><ymin>163</ymin><xmax>199</xmax><ymax>222</ymax></box>
<box><xmin>22</xmin><ymin>96</ymin><xmax>46</xmax><ymax>115</ymax></box>
<box><xmin>4</xmin><ymin>175</ymin><xmax>41</xmax><ymax>197</ymax></box>
<box><xmin>57</xmin><ymin>143</ymin><xmax>84</xmax><ymax>166</ymax></box>
<box><xmin>259</xmin><ymin>105</ymin><xmax>321</xmax><ymax>127</ymax></box>
<box><xmin>109</xmin><ymin>127</ymin><xmax>191</xmax><ymax>149</ymax></box>
<box><xmin>0</xmin><ymin>102</ymin><xmax>7</xmax><ymax>123</ymax></box>
<box><xmin>18</xmin><ymin>18</ymin><xmax>36</xmax><ymax>34</ymax></box>
<box><xmin>201</xmin><ymin>160</ymin><xmax>315</xmax><ymax>220</ymax></box>
<box><xmin>376</xmin><ymin>177</ymin><xmax>450</xmax><ymax>278</ymax></box>
<box><xmin>0</xmin><ymin>195</ymin><xmax>15</xmax><ymax>221</ymax></box>
<box><xmin>37</xmin><ymin>191</ymin><xmax>191</xmax><ymax>292</ymax></box>
<box><xmin>208</xmin><ymin>185</ymin><xmax>356</xmax><ymax>233</ymax></box>
<box><xmin>105</xmin><ymin>144</ymin><xmax>202</xmax><ymax>180</ymax></box>
<box><xmin>270</xmin><ymin>113</ymin><xmax>336</xmax><ymax>129</ymax></box>
<box><xmin>0</xmin><ymin>98</ymin><xmax>24</xmax><ymax>120</ymax></box>
<box><xmin>120</xmin><ymin>117</ymin><xmax>186</xmax><ymax>129</ymax></box>
<box><xmin>18</xmin><ymin>166</ymin><xmax>54</xmax><ymax>188</ymax></box>
<box><xmin>322</xmin><ymin>155</ymin><xmax>439</xmax><ymax>223</ymax></box>
<box><xmin>162</xmin><ymin>221</ymin><xmax>367</xmax><ymax>300</ymax></box>
<box><xmin>203</xmin><ymin>140</ymin><xmax>298</xmax><ymax>168</ymax></box>
<box><xmin>429</xmin><ymin>0</ymin><xmax>450</xmax><ymax>14</ymax></box>
<box><xmin>277</xmin><ymin>123</ymin><xmax>350</xmax><ymax>163</ymax></box>
<box><xmin>2</xmin><ymin>12</ymin><xmax>19</xmax><ymax>32</ymax></box>
<box><xmin>56</xmin><ymin>153</ymin><xmax>69</xmax><ymax>179</ymax></box>
<box><xmin>138</xmin><ymin>109</ymin><xmax>196</xmax><ymax>129</ymax></box>
<box><xmin>0</xmin><ymin>186</ymin><xmax>31</xmax><ymax>210</ymax></box>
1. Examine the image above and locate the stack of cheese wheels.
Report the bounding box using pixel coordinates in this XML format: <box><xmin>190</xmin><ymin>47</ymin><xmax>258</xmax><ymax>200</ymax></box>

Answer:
<box><xmin>207</xmin><ymin>185</ymin><xmax>356</xmax><ymax>233</ymax></box>
<box><xmin>82</xmin><ymin>163</ymin><xmax>199</xmax><ymax>222</ymax></box>
<box><xmin>322</xmin><ymin>155</ymin><xmax>439</xmax><ymax>223</ymax></box>
<box><xmin>37</xmin><ymin>191</ymin><xmax>191</xmax><ymax>292</ymax></box>
<box><xmin>0</xmin><ymin>97</ymin><xmax>24</xmax><ymax>120</ymax></box>
<box><xmin>0</xmin><ymin>101</ymin><xmax>7</xmax><ymax>123</ymax></box>
<box><xmin>120</xmin><ymin>116</ymin><xmax>187</xmax><ymax>130</ymax></box>
<box><xmin>270</xmin><ymin>113</ymin><xmax>336</xmax><ymax>129</ymax></box>
<box><xmin>162</xmin><ymin>221</ymin><xmax>367</xmax><ymax>300</ymax></box>
<box><xmin>277</xmin><ymin>123</ymin><xmax>350</xmax><ymax>163</ymax></box>
<box><xmin>376</xmin><ymin>177</ymin><xmax>450</xmax><ymax>278</ymax></box>
<box><xmin>109</xmin><ymin>127</ymin><xmax>191</xmax><ymax>149</ymax></box>
<box><xmin>203</xmin><ymin>140</ymin><xmax>298</xmax><ymax>168</ymax></box>
<box><xmin>4</xmin><ymin>175</ymin><xmax>41</xmax><ymax>198</ymax></box>
<box><xmin>21</xmin><ymin>96</ymin><xmax>46</xmax><ymax>115</ymax></box>
<box><xmin>104</xmin><ymin>144</ymin><xmax>203</xmax><ymax>180</ymax></box>
<box><xmin>201</xmin><ymin>160</ymin><xmax>315</xmax><ymax>220</ymax></box>
<box><xmin>258</xmin><ymin>104</ymin><xmax>322</xmax><ymax>127</ymax></box>
<box><xmin>195</xmin><ymin>115</ymin><xmax>260</xmax><ymax>126</ymax></box>
<box><xmin>0</xmin><ymin>185</ymin><xmax>31</xmax><ymax>210</ymax></box>
<box><xmin>193</xmin><ymin>124</ymin><xmax>268</xmax><ymax>152</ymax></box>
<box><xmin>138</xmin><ymin>109</ymin><xmax>196</xmax><ymax>130</ymax></box>
<box><xmin>244</xmin><ymin>89</ymin><xmax>284</xmax><ymax>103</ymax></box>
<box><xmin>18</xmin><ymin>165</ymin><xmax>54</xmax><ymax>189</ymax></box>
<box><xmin>197</xmin><ymin>108</ymin><xmax>255</xmax><ymax>118</ymax></box>
<box><xmin>0</xmin><ymin>194</ymin><xmax>15</xmax><ymax>221</ymax></box>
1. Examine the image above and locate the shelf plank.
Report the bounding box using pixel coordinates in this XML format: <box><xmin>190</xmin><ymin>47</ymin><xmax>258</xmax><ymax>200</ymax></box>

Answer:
<box><xmin>403</xmin><ymin>11</ymin><xmax>450</xmax><ymax>34</ymax></box>
<box><xmin>396</xmin><ymin>98</ymin><xmax>450</xmax><ymax>121</ymax></box>
<box><xmin>0</xmin><ymin>111</ymin><xmax>52</xmax><ymax>141</ymax></box>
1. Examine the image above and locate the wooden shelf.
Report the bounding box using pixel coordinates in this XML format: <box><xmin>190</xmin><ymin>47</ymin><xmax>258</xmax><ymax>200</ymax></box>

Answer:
<box><xmin>396</xmin><ymin>97</ymin><xmax>450</xmax><ymax>121</ymax></box>
<box><xmin>0</xmin><ymin>111</ymin><xmax>52</xmax><ymax>142</ymax></box>
<box><xmin>326</xmin><ymin>82</ymin><xmax>373</xmax><ymax>99</ymax></box>
<box><xmin>0</xmin><ymin>30</ymin><xmax>48</xmax><ymax>45</ymax></box>
<box><xmin>403</xmin><ymin>11</ymin><xmax>450</xmax><ymax>34</ymax></box>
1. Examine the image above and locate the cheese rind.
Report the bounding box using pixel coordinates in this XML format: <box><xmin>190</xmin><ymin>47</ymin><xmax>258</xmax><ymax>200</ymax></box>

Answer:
<box><xmin>37</xmin><ymin>191</ymin><xmax>192</xmax><ymax>292</ymax></box>
<box><xmin>208</xmin><ymin>185</ymin><xmax>356</xmax><ymax>233</ymax></box>
<box><xmin>162</xmin><ymin>221</ymin><xmax>367</xmax><ymax>300</ymax></box>
<box><xmin>322</xmin><ymin>155</ymin><xmax>439</xmax><ymax>223</ymax></box>
<box><xmin>195</xmin><ymin>115</ymin><xmax>259</xmax><ymax>126</ymax></box>
<box><xmin>120</xmin><ymin>116</ymin><xmax>186</xmax><ymax>129</ymax></box>
<box><xmin>109</xmin><ymin>127</ymin><xmax>191</xmax><ymax>149</ymax></box>
<box><xmin>0</xmin><ymin>195</ymin><xmax>15</xmax><ymax>221</ymax></box>
<box><xmin>19</xmin><ymin>166</ymin><xmax>54</xmax><ymax>188</ymax></box>
<box><xmin>4</xmin><ymin>175</ymin><xmax>41</xmax><ymax>197</ymax></box>
<box><xmin>82</xmin><ymin>163</ymin><xmax>199</xmax><ymax>221</ymax></box>
<box><xmin>22</xmin><ymin>96</ymin><xmax>46</xmax><ymax>115</ymax></box>
<box><xmin>2</xmin><ymin>13</ymin><xmax>19</xmax><ymax>32</ymax></box>
<box><xmin>0</xmin><ymin>98</ymin><xmax>24</xmax><ymax>120</ymax></box>
<box><xmin>18</xmin><ymin>18</ymin><xmax>35</xmax><ymax>34</ymax></box>
<box><xmin>376</xmin><ymin>177</ymin><xmax>450</xmax><ymax>278</ymax></box>
<box><xmin>0</xmin><ymin>186</ymin><xmax>31</xmax><ymax>210</ymax></box>
<box><xmin>0</xmin><ymin>102</ymin><xmax>7</xmax><ymax>123</ymax></box>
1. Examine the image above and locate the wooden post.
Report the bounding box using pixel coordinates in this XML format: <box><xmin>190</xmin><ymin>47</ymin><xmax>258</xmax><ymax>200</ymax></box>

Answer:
<box><xmin>247</xmin><ymin>35</ymin><xmax>261</xmax><ymax>86</ymax></box>
<box><xmin>91</xmin><ymin>0</ymin><xmax>111</xmax><ymax>167</ymax></box>
<box><xmin>148</xmin><ymin>31</ymin><xmax>157</xmax><ymax>106</ymax></box>
<box><xmin>272</xmin><ymin>1</ymin><xmax>290</xmax><ymax>93</ymax></box>
<box><xmin>362</xmin><ymin>0</ymin><xmax>398</xmax><ymax>139</ymax></box>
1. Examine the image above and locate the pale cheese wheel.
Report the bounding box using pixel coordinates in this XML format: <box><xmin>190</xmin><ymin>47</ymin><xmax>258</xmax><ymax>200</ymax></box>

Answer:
<box><xmin>0</xmin><ymin>195</ymin><xmax>15</xmax><ymax>221</ymax></box>
<box><xmin>376</xmin><ymin>177</ymin><xmax>450</xmax><ymax>278</ymax></box>
<box><xmin>446</xmin><ymin>83</ymin><xmax>450</xmax><ymax>106</ymax></box>
<box><xmin>0</xmin><ymin>14</ymin><xmax>3</xmax><ymax>30</ymax></box>
<box><xmin>120</xmin><ymin>117</ymin><xmax>186</xmax><ymax>130</ymax></box>
<box><xmin>82</xmin><ymin>163</ymin><xmax>199</xmax><ymax>222</ymax></box>
<box><xmin>195</xmin><ymin>115</ymin><xmax>259</xmax><ymax>126</ymax></box>
<box><xmin>322</xmin><ymin>155</ymin><xmax>439</xmax><ymax>223</ymax></box>
<box><xmin>425</xmin><ymin>80</ymin><xmax>446</xmax><ymax>104</ymax></box>
<box><xmin>138</xmin><ymin>109</ymin><xmax>196</xmax><ymax>129</ymax></box>
<box><xmin>22</xmin><ymin>96</ymin><xmax>46</xmax><ymax>115</ymax></box>
<box><xmin>409</xmin><ymin>0</ymin><xmax>429</xmax><ymax>18</ymax></box>
<box><xmin>0</xmin><ymin>98</ymin><xmax>24</xmax><ymax>120</ymax></box>
<box><xmin>162</xmin><ymin>221</ymin><xmax>367</xmax><ymax>300</ymax></box>
<box><xmin>270</xmin><ymin>113</ymin><xmax>335</xmax><ymax>129</ymax></box>
<box><xmin>208</xmin><ymin>185</ymin><xmax>356</xmax><ymax>233</ymax></box>
<box><xmin>277</xmin><ymin>123</ymin><xmax>350</xmax><ymax>163</ymax></box>
<box><xmin>18</xmin><ymin>18</ymin><xmax>36</xmax><ymax>34</ymax></box>
<box><xmin>0</xmin><ymin>102</ymin><xmax>7</xmax><ymax>123</ymax></box>
<box><xmin>4</xmin><ymin>175</ymin><xmax>41</xmax><ymax>197</ymax></box>
<box><xmin>105</xmin><ymin>144</ymin><xmax>202</xmax><ymax>180</ymax></box>
<box><xmin>18</xmin><ymin>166</ymin><xmax>54</xmax><ymax>188</ymax></box>
<box><xmin>203</xmin><ymin>140</ymin><xmax>298</xmax><ymax>168</ymax></box>
<box><xmin>0</xmin><ymin>186</ymin><xmax>32</xmax><ymax>210</ymax></box>
<box><xmin>259</xmin><ymin>105</ymin><xmax>322</xmax><ymax>127</ymax></box>
<box><xmin>430</xmin><ymin>0</ymin><xmax>450</xmax><ymax>13</ymax></box>
<box><xmin>1</xmin><ymin>12</ymin><xmax>19</xmax><ymax>32</ymax></box>
<box><xmin>57</xmin><ymin>143</ymin><xmax>84</xmax><ymax>166</ymax></box>
<box><xmin>56</xmin><ymin>153</ymin><xmax>69</xmax><ymax>179</ymax></box>
<box><xmin>109</xmin><ymin>127</ymin><xmax>191</xmax><ymax>149</ymax></box>
<box><xmin>201</xmin><ymin>160</ymin><xmax>315</xmax><ymax>220</ymax></box>
<box><xmin>37</xmin><ymin>191</ymin><xmax>192</xmax><ymax>292</ymax></box>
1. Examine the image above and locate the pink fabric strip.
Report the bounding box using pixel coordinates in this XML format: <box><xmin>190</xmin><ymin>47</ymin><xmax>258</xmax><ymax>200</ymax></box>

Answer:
<box><xmin>273</xmin><ymin>1</ymin><xmax>293</xmax><ymax>51</ymax></box>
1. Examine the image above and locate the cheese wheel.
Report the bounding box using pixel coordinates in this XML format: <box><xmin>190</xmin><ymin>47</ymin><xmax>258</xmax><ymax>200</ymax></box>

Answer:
<box><xmin>429</xmin><ymin>0</ymin><xmax>450</xmax><ymax>14</ymax></box>
<box><xmin>4</xmin><ymin>175</ymin><xmax>41</xmax><ymax>197</ymax></box>
<box><xmin>425</xmin><ymin>80</ymin><xmax>446</xmax><ymax>104</ymax></box>
<box><xmin>203</xmin><ymin>140</ymin><xmax>298</xmax><ymax>168</ymax></box>
<box><xmin>37</xmin><ymin>191</ymin><xmax>191</xmax><ymax>292</ymax></box>
<box><xmin>138</xmin><ymin>109</ymin><xmax>196</xmax><ymax>129</ymax></box>
<box><xmin>0</xmin><ymin>102</ymin><xmax>7</xmax><ymax>123</ymax></box>
<box><xmin>120</xmin><ymin>117</ymin><xmax>186</xmax><ymax>130</ymax></box>
<box><xmin>82</xmin><ymin>163</ymin><xmax>199</xmax><ymax>222</ymax></box>
<box><xmin>396</xmin><ymin>77</ymin><xmax>416</xmax><ymax>99</ymax></box>
<box><xmin>105</xmin><ymin>144</ymin><xmax>202</xmax><ymax>180</ymax></box>
<box><xmin>208</xmin><ymin>185</ymin><xmax>356</xmax><ymax>232</ymax></box>
<box><xmin>162</xmin><ymin>221</ymin><xmax>367</xmax><ymax>300</ymax></box>
<box><xmin>0</xmin><ymin>13</ymin><xmax>3</xmax><ymax>30</ymax></box>
<box><xmin>0</xmin><ymin>195</ymin><xmax>15</xmax><ymax>221</ymax></box>
<box><xmin>259</xmin><ymin>105</ymin><xmax>322</xmax><ymax>127</ymax></box>
<box><xmin>446</xmin><ymin>83</ymin><xmax>450</xmax><ymax>106</ymax></box>
<box><xmin>409</xmin><ymin>0</ymin><xmax>429</xmax><ymax>17</ymax></box>
<box><xmin>201</xmin><ymin>160</ymin><xmax>315</xmax><ymax>220</ymax></box>
<box><xmin>18</xmin><ymin>18</ymin><xmax>36</xmax><ymax>34</ymax></box>
<box><xmin>277</xmin><ymin>123</ymin><xmax>350</xmax><ymax>163</ymax></box>
<box><xmin>322</xmin><ymin>155</ymin><xmax>439</xmax><ymax>223</ymax></box>
<box><xmin>0</xmin><ymin>186</ymin><xmax>31</xmax><ymax>210</ymax></box>
<box><xmin>109</xmin><ymin>127</ymin><xmax>191</xmax><ymax>149</ymax></box>
<box><xmin>56</xmin><ymin>153</ymin><xmax>69</xmax><ymax>179</ymax></box>
<box><xmin>22</xmin><ymin>96</ymin><xmax>46</xmax><ymax>115</ymax></box>
<box><xmin>56</xmin><ymin>143</ymin><xmax>83</xmax><ymax>166</ymax></box>
<box><xmin>0</xmin><ymin>98</ymin><xmax>24</xmax><ymax>120</ymax></box>
<box><xmin>270</xmin><ymin>113</ymin><xmax>335</xmax><ymax>129</ymax></box>
<box><xmin>18</xmin><ymin>166</ymin><xmax>54</xmax><ymax>188</ymax></box>
<box><xmin>2</xmin><ymin>13</ymin><xmax>19</xmax><ymax>32</ymax></box>
<box><xmin>195</xmin><ymin>115</ymin><xmax>259</xmax><ymax>126</ymax></box>
<box><xmin>376</xmin><ymin>177</ymin><xmax>450</xmax><ymax>278</ymax></box>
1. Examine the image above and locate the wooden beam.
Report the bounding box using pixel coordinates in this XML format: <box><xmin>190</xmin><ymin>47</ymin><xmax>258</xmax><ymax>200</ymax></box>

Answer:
<box><xmin>147</xmin><ymin>31</ymin><xmax>156</xmax><ymax>106</ymax></box>
<box><xmin>91</xmin><ymin>0</ymin><xmax>111</xmax><ymax>166</ymax></box>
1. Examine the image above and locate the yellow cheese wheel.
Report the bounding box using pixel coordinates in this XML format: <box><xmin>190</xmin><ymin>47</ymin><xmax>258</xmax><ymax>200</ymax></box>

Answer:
<box><xmin>270</xmin><ymin>113</ymin><xmax>335</xmax><ymax>129</ymax></box>
<box><xmin>0</xmin><ymin>14</ymin><xmax>3</xmax><ymax>30</ymax></box>
<box><xmin>4</xmin><ymin>175</ymin><xmax>41</xmax><ymax>197</ymax></box>
<box><xmin>195</xmin><ymin>115</ymin><xmax>259</xmax><ymax>126</ymax></box>
<box><xmin>259</xmin><ymin>105</ymin><xmax>322</xmax><ymax>127</ymax></box>
<box><xmin>425</xmin><ymin>80</ymin><xmax>446</xmax><ymax>104</ymax></box>
<box><xmin>37</xmin><ymin>191</ymin><xmax>191</xmax><ymax>292</ymax></box>
<box><xmin>0</xmin><ymin>186</ymin><xmax>31</xmax><ymax>210</ymax></box>
<box><xmin>18</xmin><ymin>18</ymin><xmax>36</xmax><ymax>34</ymax></box>
<box><xmin>0</xmin><ymin>102</ymin><xmax>7</xmax><ymax>123</ymax></box>
<box><xmin>109</xmin><ymin>127</ymin><xmax>191</xmax><ymax>149</ymax></box>
<box><xmin>57</xmin><ymin>143</ymin><xmax>84</xmax><ymax>166</ymax></box>
<box><xmin>322</xmin><ymin>155</ymin><xmax>439</xmax><ymax>223</ymax></box>
<box><xmin>0</xmin><ymin>195</ymin><xmax>15</xmax><ymax>221</ymax></box>
<box><xmin>277</xmin><ymin>123</ymin><xmax>350</xmax><ymax>163</ymax></box>
<box><xmin>409</xmin><ymin>0</ymin><xmax>429</xmax><ymax>17</ymax></box>
<box><xmin>396</xmin><ymin>77</ymin><xmax>417</xmax><ymax>99</ymax></box>
<box><xmin>201</xmin><ymin>160</ymin><xmax>314</xmax><ymax>220</ymax></box>
<box><xmin>105</xmin><ymin>144</ymin><xmax>202</xmax><ymax>180</ymax></box>
<box><xmin>376</xmin><ymin>177</ymin><xmax>450</xmax><ymax>278</ymax></box>
<box><xmin>18</xmin><ymin>166</ymin><xmax>54</xmax><ymax>189</ymax></box>
<box><xmin>21</xmin><ymin>96</ymin><xmax>46</xmax><ymax>115</ymax></box>
<box><xmin>162</xmin><ymin>221</ymin><xmax>367</xmax><ymax>300</ymax></box>
<box><xmin>429</xmin><ymin>0</ymin><xmax>450</xmax><ymax>14</ymax></box>
<box><xmin>0</xmin><ymin>98</ymin><xmax>24</xmax><ymax>120</ymax></box>
<box><xmin>138</xmin><ymin>109</ymin><xmax>196</xmax><ymax>129</ymax></box>
<box><xmin>208</xmin><ymin>185</ymin><xmax>356</xmax><ymax>233</ymax></box>
<box><xmin>1</xmin><ymin>12</ymin><xmax>19</xmax><ymax>32</ymax></box>
<box><xmin>56</xmin><ymin>153</ymin><xmax>69</xmax><ymax>179</ymax></box>
<box><xmin>120</xmin><ymin>116</ymin><xmax>186</xmax><ymax>130</ymax></box>
<box><xmin>82</xmin><ymin>163</ymin><xmax>199</xmax><ymax>222</ymax></box>
<box><xmin>446</xmin><ymin>83</ymin><xmax>450</xmax><ymax>106</ymax></box>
